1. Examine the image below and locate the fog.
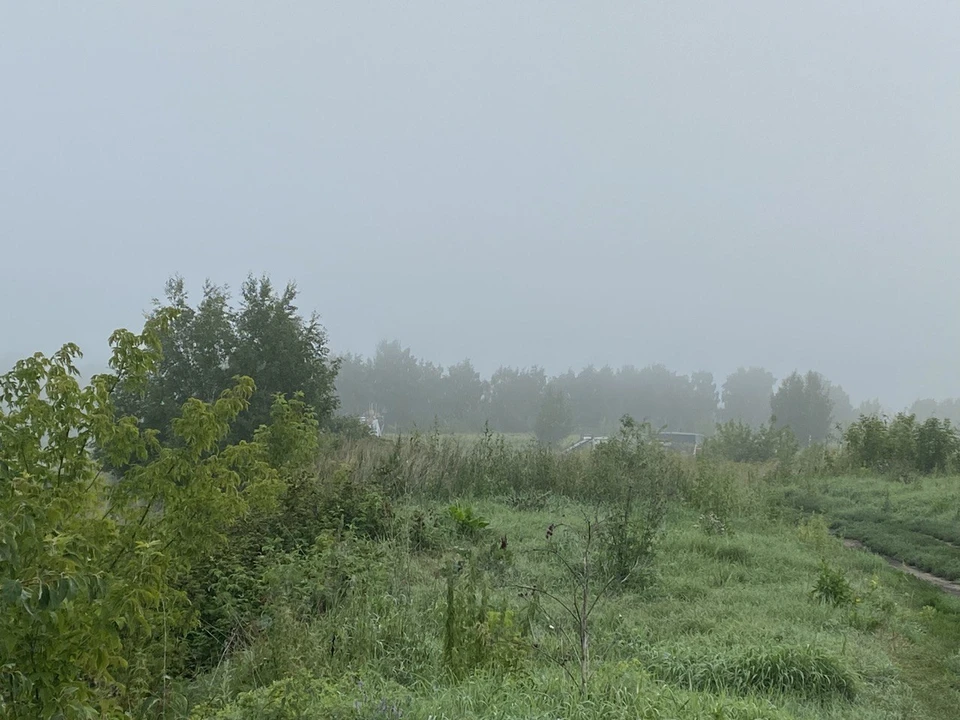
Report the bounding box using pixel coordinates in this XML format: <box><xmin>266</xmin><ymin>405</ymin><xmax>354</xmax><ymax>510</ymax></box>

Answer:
<box><xmin>2</xmin><ymin>2</ymin><xmax>959</xmax><ymax>410</ymax></box>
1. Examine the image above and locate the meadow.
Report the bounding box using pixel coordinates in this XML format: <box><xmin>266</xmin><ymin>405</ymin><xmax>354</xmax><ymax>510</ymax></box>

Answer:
<box><xmin>175</xmin><ymin>434</ymin><xmax>960</xmax><ymax>720</ymax></box>
<box><xmin>6</xmin><ymin>337</ymin><xmax>960</xmax><ymax>720</ymax></box>
<box><xmin>778</xmin><ymin>473</ymin><xmax>960</xmax><ymax>581</ymax></box>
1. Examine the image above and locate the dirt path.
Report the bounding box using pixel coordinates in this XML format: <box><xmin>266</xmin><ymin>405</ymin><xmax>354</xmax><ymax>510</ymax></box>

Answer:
<box><xmin>842</xmin><ymin>538</ymin><xmax>960</xmax><ymax>598</ymax></box>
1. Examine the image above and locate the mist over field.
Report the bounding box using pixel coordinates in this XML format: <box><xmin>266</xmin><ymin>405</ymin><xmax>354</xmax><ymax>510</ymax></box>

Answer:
<box><xmin>2</xmin><ymin>2</ymin><xmax>960</xmax><ymax>412</ymax></box>
<box><xmin>6</xmin><ymin>6</ymin><xmax>960</xmax><ymax>720</ymax></box>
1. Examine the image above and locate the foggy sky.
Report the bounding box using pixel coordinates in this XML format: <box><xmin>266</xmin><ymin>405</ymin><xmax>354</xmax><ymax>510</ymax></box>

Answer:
<box><xmin>2</xmin><ymin>2</ymin><xmax>959</xmax><ymax>409</ymax></box>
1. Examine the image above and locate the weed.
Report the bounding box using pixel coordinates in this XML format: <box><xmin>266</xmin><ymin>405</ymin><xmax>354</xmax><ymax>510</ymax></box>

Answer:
<box><xmin>447</xmin><ymin>503</ymin><xmax>491</xmax><ymax>539</ymax></box>
<box><xmin>813</xmin><ymin>561</ymin><xmax>854</xmax><ymax>607</ymax></box>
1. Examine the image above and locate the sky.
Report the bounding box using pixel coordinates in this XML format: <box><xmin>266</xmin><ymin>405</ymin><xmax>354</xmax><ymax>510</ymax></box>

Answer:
<box><xmin>2</xmin><ymin>2</ymin><xmax>959</xmax><ymax>409</ymax></box>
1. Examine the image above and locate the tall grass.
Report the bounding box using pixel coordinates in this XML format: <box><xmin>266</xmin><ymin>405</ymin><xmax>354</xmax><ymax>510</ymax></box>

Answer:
<box><xmin>177</xmin><ymin>435</ymin><xmax>960</xmax><ymax>720</ymax></box>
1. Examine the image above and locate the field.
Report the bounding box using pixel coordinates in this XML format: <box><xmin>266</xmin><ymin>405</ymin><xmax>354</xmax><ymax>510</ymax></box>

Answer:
<box><xmin>778</xmin><ymin>473</ymin><xmax>960</xmax><ymax>581</ymax></box>
<box><xmin>380</xmin><ymin>431</ymin><xmax>584</xmax><ymax>451</ymax></box>
<box><xmin>180</xmin><ymin>454</ymin><xmax>960</xmax><ymax>719</ymax></box>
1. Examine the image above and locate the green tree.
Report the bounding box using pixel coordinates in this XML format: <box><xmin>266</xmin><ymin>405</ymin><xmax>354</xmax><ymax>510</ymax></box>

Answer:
<box><xmin>114</xmin><ymin>277</ymin><xmax>234</xmax><ymax>440</ymax></box>
<box><xmin>535</xmin><ymin>386</ymin><xmax>574</xmax><ymax>446</ymax></box>
<box><xmin>229</xmin><ymin>275</ymin><xmax>339</xmax><ymax>441</ymax></box>
<box><xmin>770</xmin><ymin>371</ymin><xmax>834</xmax><ymax>446</ymax></box>
<box><xmin>115</xmin><ymin>274</ymin><xmax>339</xmax><ymax>444</ymax></box>
<box><xmin>0</xmin><ymin>313</ymin><xmax>283</xmax><ymax>718</ymax></box>
<box><xmin>720</xmin><ymin>367</ymin><xmax>776</xmax><ymax>428</ymax></box>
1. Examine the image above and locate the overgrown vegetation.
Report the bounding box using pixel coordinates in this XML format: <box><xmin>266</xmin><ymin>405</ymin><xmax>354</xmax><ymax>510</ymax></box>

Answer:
<box><xmin>705</xmin><ymin>420</ymin><xmax>799</xmax><ymax>463</ymax></box>
<box><xmin>5</xmin><ymin>290</ymin><xmax>960</xmax><ymax>719</ymax></box>
<box><xmin>843</xmin><ymin>412</ymin><xmax>960</xmax><ymax>475</ymax></box>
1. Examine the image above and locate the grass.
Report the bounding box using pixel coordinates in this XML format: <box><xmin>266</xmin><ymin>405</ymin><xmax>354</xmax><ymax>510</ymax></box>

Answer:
<box><xmin>184</xmin><ymin>493</ymin><xmax>960</xmax><ymax>719</ymax></box>
<box><xmin>381</xmin><ymin>431</ymin><xmax>542</xmax><ymax>449</ymax></box>
<box><xmin>777</xmin><ymin>473</ymin><xmax>960</xmax><ymax>580</ymax></box>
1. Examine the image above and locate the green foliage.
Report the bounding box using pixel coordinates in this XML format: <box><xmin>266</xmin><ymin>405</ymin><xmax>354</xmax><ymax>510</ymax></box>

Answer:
<box><xmin>706</xmin><ymin>420</ymin><xmax>798</xmax><ymax>463</ymax></box>
<box><xmin>642</xmin><ymin>644</ymin><xmax>856</xmax><ymax>700</ymax></box>
<box><xmin>0</xmin><ymin>313</ymin><xmax>283</xmax><ymax>718</ymax></box>
<box><xmin>190</xmin><ymin>671</ymin><xmax>411</xmax><ymax>720</ymax></box>
<box><xmin>11</xmin><ymin>312</ymin><xmax>960</xmax><ymax>719</ymax></box>
<box><xmin>843</xmin><ymin>412</ymin><xmax>959</xmax><ymax>474</ymax></box>
<box><xmin>325</xmin><ymin>414</ymin><xmax>373</xmax><ymax>440</ymax></box>
<box><xmin>812</xmin><ymin>561</ymin><xmax>855</xmax><ymax>607</ymax></box>
<box><xmin>114</xmin><ymin>275</ymin><xmax>339</xmax><ymax>445</ymax></box>
<box><xmin>442</xmin><ymin>556</ymin><xmax>529</xmax><ymax>679</ymax></box>
<box><xmin>446</xmin><ymin>503</ymin><xmax>490</xmax><ymax>539</ymax></box>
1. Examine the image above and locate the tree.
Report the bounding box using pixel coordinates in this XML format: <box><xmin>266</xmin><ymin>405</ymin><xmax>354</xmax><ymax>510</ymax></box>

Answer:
<box><xmin>0</xmin><ymin>313</ymin><xmax>285</xmax><ymax>718</ymax></box>
<box><xmin>857</xmin><ymin>398</ymin><xmax>885</xmax><ymax>418</ymax></box>
<box><xmin>535</xmin><ymin>386</ymin><xmax>574</xmax><ymax>446</ymax></box>
<box><xmin>488</xmin><ymin>366</ymin><xmax>547</xmax><ymax>434</ymax></box>
<box><xmin>368</xmin><ymin>339</ymin><xmax>442</xmax><ymax>431</ymax></box>
<box><xmin>229</xmin><ymin>275</ymin><xmax>340</xmax><ymax>441</ymax></box>
<box><xmin>690</xmin><ymin>371</ymin><xmax>720</xmax><ymax>434</ymax></box>
<box><xmin>113</xmin><ymin>277</ymin><xmax>234</xmax><ymax>440</ymax></box>
<box><xmin>770</xmin><ymin>371</ymin><xmax>834</xmax><ymax>445</ymax></box>
<box><xmin>909</xmin><ymin>398</ymin><xmax>939</xmax><ymax>421</ymax></box>
<box><xmin>720</xmin><ymin>367</ymin><xmax>776</xmax><ymax>428</ymax></box>
<box><xmin>439</xmin><ymin>359</ymin><xmax>487</xmax><ymax>431</ymax></box>
<box><xmin>333</xmin><ymin>352</ymin><xmax>374</xmax><ymax>417</ymax></box>
<box><xmin>827</xmin><ymin>383</ymin><xmax>856</xmax><ymax>431</ymax></box>
<box><xmin>114</xmin><ymin>275</ymin><xmax>339</xmax><ymax>444</ymax></box>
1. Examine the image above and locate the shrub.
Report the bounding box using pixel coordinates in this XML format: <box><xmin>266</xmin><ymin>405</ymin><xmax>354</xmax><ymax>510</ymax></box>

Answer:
<box><xmin>706</xmin><ymin>421</ymin><xmax>798</xmax><ymax>464</ymax></box>
<box><xmin>843</xmin><ymin>412</ymin><xmax>959</xmax><ymax>475</ymax></box>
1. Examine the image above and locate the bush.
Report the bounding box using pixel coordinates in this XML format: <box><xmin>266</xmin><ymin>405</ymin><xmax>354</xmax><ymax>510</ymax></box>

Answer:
<box><xmin>706</xmin><ymin>421</ymin><xmax>798</xmax><ymax>464</ymax></box>
<box><xmin>843</xmin><ymin>412</ymin><xmax>959</xmax><ymax>475</ymax></box>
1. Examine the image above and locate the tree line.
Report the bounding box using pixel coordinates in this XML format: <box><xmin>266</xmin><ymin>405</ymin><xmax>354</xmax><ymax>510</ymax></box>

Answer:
<box><xmin>29</xmin><ymin>274</ymin><xmax>950</xmax><ymax>449</ymax></box>
<box><xmin>337</xmin><ymin>345</ymin><xmax>879</xmax><ymax>445</ymax></box>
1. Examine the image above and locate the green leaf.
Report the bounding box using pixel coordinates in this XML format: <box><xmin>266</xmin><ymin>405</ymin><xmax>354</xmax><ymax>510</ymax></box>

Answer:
<box><xmin>1</xmin><ymin>578</ymin><xmax>23</xmax><ymax>605</ymax></box>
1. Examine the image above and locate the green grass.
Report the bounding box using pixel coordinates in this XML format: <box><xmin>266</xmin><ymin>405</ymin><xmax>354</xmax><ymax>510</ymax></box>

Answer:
<box><xmin>381</xmin><ymin>431</ymin><xmax>542</xmax><ymax>449</ymax></box>
<box><xmin>185</xmin><ymin>495</ymin><xmax>960</xmax><ymax>719</ymax></box>
<box><xmin>778</xmin><ymin>474</ymin><xmax>960</xmax><ymax>579</ymax></box>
